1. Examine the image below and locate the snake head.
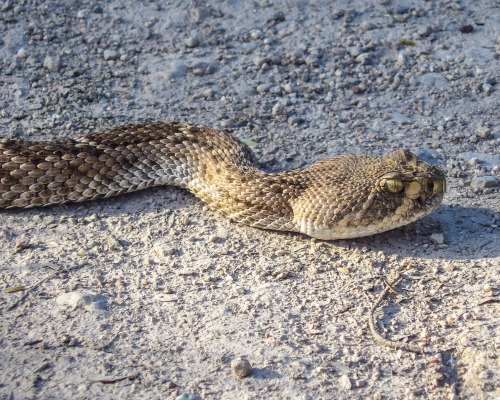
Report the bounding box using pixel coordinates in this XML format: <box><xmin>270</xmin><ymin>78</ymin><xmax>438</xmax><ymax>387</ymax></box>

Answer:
<box><xmin>294</xmin><ymin>149</ymin><xmax>446</xmax><ymax>240</ymax></box>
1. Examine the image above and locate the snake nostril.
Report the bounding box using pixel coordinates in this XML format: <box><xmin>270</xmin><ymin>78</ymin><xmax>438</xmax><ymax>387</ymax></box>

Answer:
<box><xmin>424</xmin><ymin>178</ymin><xmax>434</xmax><ymax>193</ymax></box>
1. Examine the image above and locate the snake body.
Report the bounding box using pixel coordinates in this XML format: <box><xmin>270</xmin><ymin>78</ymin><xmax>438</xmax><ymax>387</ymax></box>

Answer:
<box><xmin>0</xmin><ymin>122</ymin><xmax>445</xmax><ymax>239</ymax></box>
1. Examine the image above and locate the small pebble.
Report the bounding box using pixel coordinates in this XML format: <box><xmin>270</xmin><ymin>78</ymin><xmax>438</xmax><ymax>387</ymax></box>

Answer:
<box><xmin>430</xmin><ymin>233</ymin><xmax>444</xmax><ymax>245</ymax></box>
<box><xmin>256</xmin><ymin>84</ymin><xmax>271</xmax><ymax>94</ymax></box>
<box><xmin>459</xmin><ymin>24</ymin><xmax>473</xmax><ymax>33</ymax></box>
<box><xmin>103</xmin><ymin>50</ymin><xmax>118</xmax><ymax>61</ymax></box>
<box><xmin>43</xmin><ymin>55</ymin><xmax>61</xmax><ymax>72</ymax></box>
<box><xmin>231</xmin><ymin>357</ymin><xmax>252</xmax><ymax>378</ymax></box>
<box><xmin>272</xmin><ymin>103</ymin><xmax>287</xmax><ymax>116</ymax></box>
<box><xmin>339</xmin><ymin>375</ymin><xmax>352</xmax><ymax>390</ymax></box>
<box><xmin>16</xmin><ymin>48</ymin><xmax>28</xmax><ymax>59</ymax></box>
<box><xmin>483</xmin><ymin>283</ymin><xmax>493</xmax><ymax>294</ymax></box>
<box><xmin>250</xmin><ymin>29</ymin><xmax>263</xmax><ymax>39</ymax></box>
<box><xmin>185</xmin><ymin>33</ymin><xmax>201</xmax><ymax>48</ymax></box>
<box><xmin>176</xmin><ymin>268</ymin><xmax>195</xmax><ymax>276</ymax></box>
<box><xmin>476</xmin><ymin>126</ymin><xmax>492</xmax><ymax>138</ymax></box>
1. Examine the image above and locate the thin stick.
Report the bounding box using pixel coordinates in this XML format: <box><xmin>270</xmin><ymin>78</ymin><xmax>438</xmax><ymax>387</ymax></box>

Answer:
<box><xmin>368</xmin><ymin>273</ymin><xmax>423</xmax><ymax>354</ymax></box>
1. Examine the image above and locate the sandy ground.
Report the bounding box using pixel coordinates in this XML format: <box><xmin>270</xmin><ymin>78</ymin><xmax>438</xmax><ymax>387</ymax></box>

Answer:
<box><xmin>1</xmin><ymin>1</ymin><xmax>499</xmax><ymax>399</ymax></box>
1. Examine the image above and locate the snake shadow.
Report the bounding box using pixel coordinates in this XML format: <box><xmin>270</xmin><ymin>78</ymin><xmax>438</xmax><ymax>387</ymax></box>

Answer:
<box><xmin>2</xmin><ymin>187</ymin><xmax>498</xmax><ymax>260</ymax></box>
<box><xmin>327</xmin><ymin>203</ymin><xmax>499</xmax><ymax>260</ymax></box>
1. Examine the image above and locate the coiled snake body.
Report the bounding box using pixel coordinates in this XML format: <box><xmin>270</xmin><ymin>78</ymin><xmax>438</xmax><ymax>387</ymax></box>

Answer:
<box><xmin>0</xmin><ymin>122</ymin><xmax>445</xmax><ymax>239</ymax></box>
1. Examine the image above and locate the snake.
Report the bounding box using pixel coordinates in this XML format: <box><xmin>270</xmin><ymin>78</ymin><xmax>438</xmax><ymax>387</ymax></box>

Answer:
<box><xmin>0</xmin><ymin>122</ymin><xmax>445</xmax><ymax>240</ymax></box>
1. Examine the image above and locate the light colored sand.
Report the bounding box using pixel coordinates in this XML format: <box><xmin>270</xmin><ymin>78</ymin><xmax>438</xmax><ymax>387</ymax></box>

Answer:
<box><xmin>1</xmin><ymin>1</ymin><xmax>499</xmax><ymax>399</ymax></box>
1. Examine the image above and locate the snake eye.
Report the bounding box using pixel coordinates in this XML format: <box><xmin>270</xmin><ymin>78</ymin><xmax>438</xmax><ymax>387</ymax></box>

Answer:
<box><xmin>424</xmin><ymin>178</ymin><xmax>435</xmax><ymax>192</ymax></box>
<box><xmin>384</xmin><ymin>178</ymin><xmax>404</xmax><ymax>193</ymax></box>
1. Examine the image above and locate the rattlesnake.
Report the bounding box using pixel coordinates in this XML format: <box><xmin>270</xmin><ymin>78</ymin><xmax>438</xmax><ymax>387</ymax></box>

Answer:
<box><xmin>0</xmin><ymin>122</ymin><xmax>445</xmax><ymax>239</ymax></box>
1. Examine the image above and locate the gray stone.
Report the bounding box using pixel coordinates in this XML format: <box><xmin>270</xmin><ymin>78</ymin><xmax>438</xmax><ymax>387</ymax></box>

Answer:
<box><xmin>231</xmin><ymin>357</ymin><xmax>252</xmax><ymax>378</ymax></box>
<box><xmin>191</xmin><ymin>60</ymin><xmax>218</xmax><ymax>76</ymax></box>
<box><xmin>43</xmin><ymin>56</ymin><xmax>61</xmax><ymax>72</ymax></box>
<box><xmin>430</xmin><ymin>233</ymin><xmax>444</xmax><ymax>245</ymax></box>
<box><xmin>339</xmin><ymin>375</ymin><xmax>353</xmax><ymax>390</ymax></box>
<box><xmin>185</xmin><ymin>33</ymin><xmax>201</xmax><ymax>48</ymax></box>
<box><xmin>272</xmin><ymin>103</ymin><xmax>287</xmax><ymax>116</ymax></box>
<box><xmin>471</xmin><ymin>176</ymin><xmax>499</xmax><ymax>189</ymax></box>
<box><xmin>16</xmin><ymin>48</ymin><xmax>28</xmax><ymax>59</ymax></box>
<box><xmin>256</xmin><ymin>84</ymin><xmax>271</xmax><ymax>94</ymax></box>
<box><xmin>103</xmin><ymin>50</ymin><xmax>118</xmax><ymax>61</ymax></box>
<box><xmin>355</xmin><ymin>53</ymin><xmax>371</xmax><ymax>65</ymax></box>
<box><xmin>476</xmin><ymin>126</ymin><xmax>492</xmax><ymax>138</ymax></box>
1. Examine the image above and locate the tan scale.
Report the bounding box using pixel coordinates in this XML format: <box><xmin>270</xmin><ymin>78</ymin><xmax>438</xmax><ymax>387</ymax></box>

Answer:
<box><xmin>0</xmin><ymin>122</ymin><xmax>446</xmax><ymax>239</ymax></box>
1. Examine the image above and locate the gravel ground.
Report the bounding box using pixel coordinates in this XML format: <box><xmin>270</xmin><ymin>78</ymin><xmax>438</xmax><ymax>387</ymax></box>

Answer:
<box><xmin>1</xmin><ymin>1</ymin><xmax>499</xmax><ymax>399</ymax></box>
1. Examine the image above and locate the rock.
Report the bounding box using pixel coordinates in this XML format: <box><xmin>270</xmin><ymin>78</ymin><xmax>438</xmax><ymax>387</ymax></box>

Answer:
<box><xmin>288</xmin><ymin>116</ymin><xmax>303</xmax><ymax>126</ymax></box>
<box><xmin>283</xmin><ymin>83</ymin><xmax>294</xmax><ymax>93</ymax></box>
<box><xmin>231</xmin><ymin>357</ymin><xmax>252</xmax><ymax>378</ymax></box>
<box><xmin>339</xmin><ymin>375</ymin><xmax>353</xmax><ymax>390</ymax></box>
<box><xmin>103</xmin><ymin>50</ymin><xmax>118</xmax><ymax>61</ymax></box>
<box><xmin>256</xmin><ymin>84</ymin><xmax>271</xmax><ymax>94</ymax></box>
<box><xmin>471</xmin><ymin>176</ymin><xmax>499</xmax><ymax>189</ymax></box>
<box><xmin>250</xmin><ymin>29</ymin><xmax>263</xmax><ymax>39</ymax></box>
<box><xmin>43</xmin><ymin>56</ymin><xmax>61</xmax><ymax>72</ymax></box>
<box><xmin>176</xmin><ymin>268</ymin><xmax>195</xmax><ymax>276</ymax></box>
<box><xmin>254</xmin><ymin>56</ymin><xmax>271</xmax><ymax>67</ymax></box>
<box><xmin>272</xmin><ymin>103</ymin><xmax>287</xmax><ymax>116</ymax></box>
<box><xmin>16</xmin><ymin>48</ymin><xmax>28</xmax><ymax>59</ymax></box>
<box><xmin>185</xmin><ymin>33</ymin><xmax>201</xmax><ymax>48</ymax></box>
<box><xmin>355</xmin><ymin>53</ymin><xmax>371</xmax><ymax>65</ymax></box>
<box><xmin>430</xmin><ymin>233</ymin><xmax>444</xmax><ymax>245</ymax></box>
<box><xmin>191</xmin><ymin>60</ymin><xmax>218</xmax><ymax>76</ymax></box>
<box><xmin>76</xmin><ymin>10</ymin><xmax>86</xmax><ymax>19</ymax></box>
<box><xmin>55</xmin><ymin>291</ymin><xmax>108</xmax><ymax>314</ymax></box>
<box><xmin>476</xmin><ymin>126</ymin><xmax>492</xmax><ymax>138</ymax></box>
<box><xmin>103</xmin><ymin>236</ymin><xmax>121</xmax><ymax>251</ymax></box>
